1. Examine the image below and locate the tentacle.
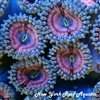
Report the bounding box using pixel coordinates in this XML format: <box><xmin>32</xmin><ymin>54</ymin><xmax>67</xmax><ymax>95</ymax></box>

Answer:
<box><xmin>90</xmin><ymin>15</ymin><xmax>100</xmax><ymax>73</ymax></box>
<box><xmin>1</xmin><ymin>13</ymin><xmax>47</xmax><ymax>60</ymax></box>
<box><xmin>18</xmin><ymin>0</ymin><xmax>49</xmax><ymax>14</ymax></box>
<box><xmin>8</xmin><ymin>57</ymin><xmax>57</xmax><ymax>95</ymax></box>
<box><xmin>0</xmin><ymin>0</ymin><xmax>9</xmax><ymax>16</ymax></box>
<box><xmin>90</xmin><ymin>15</ymin><xmax>100</xmax><ymax>52</ymax></box>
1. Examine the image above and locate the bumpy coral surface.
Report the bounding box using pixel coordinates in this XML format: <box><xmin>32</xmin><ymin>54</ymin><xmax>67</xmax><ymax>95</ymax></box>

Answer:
<box><xmin>0</xmin><ymin>0</ymin><xmax>100</xmax><ymax>100</ymax></box>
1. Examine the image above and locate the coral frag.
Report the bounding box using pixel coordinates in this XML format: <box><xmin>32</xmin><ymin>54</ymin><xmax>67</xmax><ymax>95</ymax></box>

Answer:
<box><xmin>0</xmin><ymin>0</ymin><xmax>100</xmax><ymax>100</ymax></box>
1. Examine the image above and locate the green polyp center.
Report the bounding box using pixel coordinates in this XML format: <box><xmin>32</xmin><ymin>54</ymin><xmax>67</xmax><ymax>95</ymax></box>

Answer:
<box><xmin>70</xmin><ymin>55</ymin><xmax>74</xmax><ymax>62</ymax></box>
<box><xmin>31</xmin><ymin>71</ymin><xmax>38</xmax><ymax>79</ymax></box>
<box><xmin>22</xmin><ymin>33</ymin><xmax>28</xmax><ymax>42</ymax></box>
<box><xmin>63</xmin><ymin>17</ymin><xmax>69</xmax><ymax>27</ymax></box>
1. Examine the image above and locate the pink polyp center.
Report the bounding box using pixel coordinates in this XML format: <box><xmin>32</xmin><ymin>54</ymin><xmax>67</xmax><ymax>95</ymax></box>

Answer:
<box><xmin>9</xmin><ymin>23</ymin><xmax>38</xmax><ymax>52</ymax></box>
<box><xmin>17</xmin><ymin>65</ymin><xmax>49</xmax><ymax>88</ymax></box>
<box><xmin>80</xmin><ymin>0</ymin><xmax>96</xmax><ymax>6</ymax></box>
<box><xmin>47</xmin><ymin>7</ymin><xmax>82</xmax><ymax>36</ymax></box>
<box><xmin>56</xmin><ymin>48</ymin><xmax>84</xmax><ymax>74</ymax></box>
